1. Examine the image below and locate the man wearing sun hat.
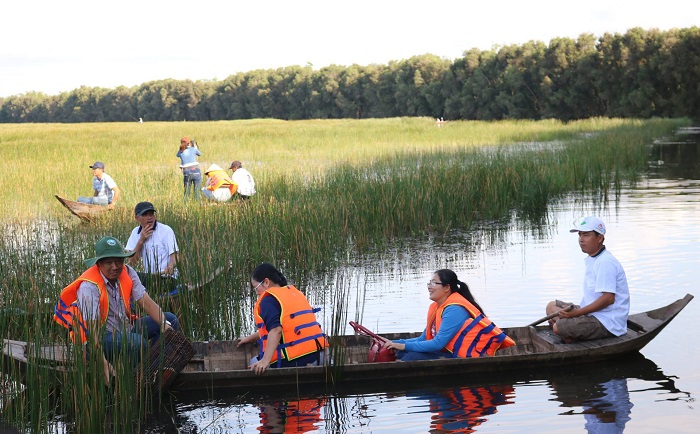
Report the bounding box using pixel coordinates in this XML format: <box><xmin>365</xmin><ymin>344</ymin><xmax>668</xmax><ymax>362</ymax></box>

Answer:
<box><xmin>545</xmin><ymin>216</ymin><xmax>630</xmax><ymax>342</ymax></box>
<box><xmin>54</xmin><ymin>236</ymin><xmax>179</xmax><ymax>383</ymax></box>
<box><xmin>76</xmin><ymin>161</ymin><xmax>121</xmax><ymax>209</ymax></box>
<box><xmin>201</xmin><ymin>163</ymin><xmax>237</xmax><ymax>202</ymax></box>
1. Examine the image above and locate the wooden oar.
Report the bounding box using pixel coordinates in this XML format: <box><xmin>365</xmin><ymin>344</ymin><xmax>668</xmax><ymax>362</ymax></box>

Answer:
<box><xmin>528</xmin><ymin>304</ymin><xmax>574</xmax><ymax>327</ymax></box>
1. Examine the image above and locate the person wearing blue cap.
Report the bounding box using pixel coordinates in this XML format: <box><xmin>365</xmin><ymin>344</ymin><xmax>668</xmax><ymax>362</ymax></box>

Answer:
<box><xmin>76</xmin><ymin>161</ymin><xmax>121</xmax><ymax>209</ymax></box>
<box><xmin>545</xmin><ymin>216</ymin><xmax>630</xmax><ymax>342</ymax></box>
<box><xmin>54</xmin><ymin>236</ymin><xmax>179</xmax><ymax>384</ymax></box>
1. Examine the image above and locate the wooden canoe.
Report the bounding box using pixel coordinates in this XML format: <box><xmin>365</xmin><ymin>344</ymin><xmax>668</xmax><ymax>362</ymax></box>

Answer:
<box><xmin>54</xmin><ymin>194</ymin><xmax>109</xmax><ymax>221</ymax></box>
<box><xmin>2</xmin><ymin>294</ymin><xmax>693</xmax><ymax>392</ymax></box>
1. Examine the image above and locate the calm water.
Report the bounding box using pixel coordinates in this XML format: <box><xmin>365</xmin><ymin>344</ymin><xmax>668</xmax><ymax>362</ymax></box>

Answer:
<box><xmin>148</xmin><ymin>131</ymin><xmax>700</xmax><ymax>433</ymax></box>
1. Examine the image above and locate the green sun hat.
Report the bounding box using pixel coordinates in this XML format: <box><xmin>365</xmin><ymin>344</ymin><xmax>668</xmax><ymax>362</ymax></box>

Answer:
<box><xmin>84</xmin><ymin>236</ymin><xmax>135</xmax><ymax>267</ymax></box>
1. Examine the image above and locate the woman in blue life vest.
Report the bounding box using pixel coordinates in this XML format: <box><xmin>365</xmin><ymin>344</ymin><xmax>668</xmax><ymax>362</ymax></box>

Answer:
<box><xmin>382</xmin><ymin>269</ymin><xmax>514</xmax><ymax>360</ymax></box>
<box><xmin>237</xmin><ymin>263</ymin><xmax>329</xmax><ymax>375</ymax></box>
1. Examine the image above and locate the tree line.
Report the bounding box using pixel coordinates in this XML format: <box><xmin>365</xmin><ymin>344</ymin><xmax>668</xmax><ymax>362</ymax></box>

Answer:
<box><xmin>1</xmin><ymin>27</ymin><xmax>699</xmax><ymax>123</ymax></box>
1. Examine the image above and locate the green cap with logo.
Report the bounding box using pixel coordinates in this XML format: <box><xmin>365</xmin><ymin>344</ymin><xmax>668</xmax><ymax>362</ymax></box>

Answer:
<box><xmin>84</xmin><ymin>236</ymin><xmax>135</xmax><ymax>267</ymax></box>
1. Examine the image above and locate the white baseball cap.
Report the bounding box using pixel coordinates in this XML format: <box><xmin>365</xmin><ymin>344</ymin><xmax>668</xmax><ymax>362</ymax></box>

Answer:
<box><xmin>570</xmin><ymin>216</ymin><xmax>606</xmax><ymax>235</ymax></box>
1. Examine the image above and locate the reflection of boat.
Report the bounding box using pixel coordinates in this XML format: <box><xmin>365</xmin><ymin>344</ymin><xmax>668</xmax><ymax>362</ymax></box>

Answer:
<box><xmin>1</xmin><ymin>294</ymin><xmax>693</xmax><ymax>391</ymax></box>
<box><xmin>54</xmin><ymin>194</ymin><xmax>109</xmax><ymax>221</ymax></box>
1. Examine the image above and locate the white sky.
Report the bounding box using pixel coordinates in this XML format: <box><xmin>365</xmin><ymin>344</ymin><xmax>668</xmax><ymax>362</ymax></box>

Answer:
<box><xmin>1</xmin><ymin>0</ymin><xmax>698</xmax><ymax>97</ymax></box>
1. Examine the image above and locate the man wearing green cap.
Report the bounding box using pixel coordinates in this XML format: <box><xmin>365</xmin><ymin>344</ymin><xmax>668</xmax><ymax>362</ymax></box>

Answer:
<box><xmin>54</xmin><ymin>236</ymin><xmax>179</xmax><ymax>383</ymax></box>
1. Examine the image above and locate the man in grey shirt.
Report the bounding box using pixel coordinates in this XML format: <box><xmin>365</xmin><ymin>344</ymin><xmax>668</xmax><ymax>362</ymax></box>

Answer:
<box><xmin>54</xmin><ymin>236</ymin><xmax>179</xmax><ymax>384</ymax></box>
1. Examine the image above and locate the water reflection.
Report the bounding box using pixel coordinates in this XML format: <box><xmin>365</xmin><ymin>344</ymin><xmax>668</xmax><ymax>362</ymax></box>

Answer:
<box><xmin>548</xmin><ymin>354</ymin><xmax>688</xmax><ymax>433</ymax></box>
<box><xmin>408</xmin><ymin>384</ymin><xmax>514</xmax><ymax>433</ymax></box>
<box><xmin>257</xmin><ymin>398</ymin><xmax>326</xmax><ymax>434</ymax></box>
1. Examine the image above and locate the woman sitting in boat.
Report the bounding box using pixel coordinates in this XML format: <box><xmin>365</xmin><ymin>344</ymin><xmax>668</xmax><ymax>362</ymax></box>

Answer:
<box><xmin>237</xmin><ymin>263</ymin><xmax>329</xmax><ymax>375</ymax></box>
<box><xmin>383</xmin><ymin>269</ymin><xmax>514</xmax><ymax>360</ymax></box>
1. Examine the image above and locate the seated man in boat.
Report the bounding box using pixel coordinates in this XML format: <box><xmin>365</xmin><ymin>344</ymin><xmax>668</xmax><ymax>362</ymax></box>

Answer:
<box><xmin>229</xmin><ymin>160</ymin><xmax>256</xmax><ymax>199</ymax></box>
<box><xmin>382</xmin><ymin>269</ymin><xmax>515</xmax><ymax>360</ymax></box>
<box><xmin>125</xmin><ymin>201</ymin><xmax>181</xmax><ymax>296</ymax></box>
<box><xmin>237</xmin><ymin>263</ymin><xmax>329</xmax><ymax>374</ymax></box>
<box><xmin>201</xmin><ymin>164</ymin><xmax>237</xmax><ymax>202</ymax></box>
<box><xmin>54</xmin><ymin>236</ymin><xmax>179</xmax><ymax>384</ymax></box>
<box><xmin>545</xmin><ymin>216</ymin><xmax>630</xmax><ymax>342</ymax></box>
<box><xmin>76</xmin><ymin>161</ymin><xmax>121</xmax><ymax>209</ymax></box>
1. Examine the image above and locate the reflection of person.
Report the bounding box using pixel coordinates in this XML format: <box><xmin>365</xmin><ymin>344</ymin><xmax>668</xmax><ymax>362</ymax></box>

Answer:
<box><xmin>237</xmin><ymin>263</ymin><xmax>329</xmax><ymax>375</ymax></box>
<box><xmin>258</xmin><ymin>398</ymin><xmax>325</xmax><ymax>433</ymax></box>
<box><xmin>582</xmin><ymin>378</ymin><xmax>633</xmax><ymax>433</ymax></box>
<box><xmin>53</xmin><ymin>236</ymin><xmax>179</xmax><ymax>384</ymax></box>
<box><xmin>419</xmin><ymin>385</ymin><xmax>513</xmax><ymax>432</ymax></box>
<box><xmin>383</xmin><ymin>269</ymin><xmax>514</xmax><ymax>360</ymax></box>
<box><xmin>550</xmin><ymin>371</ymin><xmax>632</xmax><ymax>433</ymax></box>
<box><xmin>176</xmin><ymin>137</ymin><xmax>202</xmax><ymax>200</ymax></box>
<box><xmin>229</xmin><ymin>160</ymin><xmax>256</xmax><ymax>199</ymax></box>
<box><xmin>76</xmin><ymin>161</ymin><xmax>120</xmax><ymax>209</ymax></box>
<box><xmin>202</xmin><ymin>164</ymin><xmax>237</xmax><ymax>202</ymax></box>
<box><xmin>125</xmin><ymin>201</ymin><xmax>180</xmax><ymax>295</ymax></box>
<box><xmin>546</xmin><ymin>216</ymin><xmax>630</xmax><ymax>342</ymax></box>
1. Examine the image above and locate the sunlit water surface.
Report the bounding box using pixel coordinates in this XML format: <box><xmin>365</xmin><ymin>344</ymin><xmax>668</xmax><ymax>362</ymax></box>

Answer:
<box><xmin>147</xmin><ymin>134</ymin><xmax>700</xmax><ymax>433</ymax></box>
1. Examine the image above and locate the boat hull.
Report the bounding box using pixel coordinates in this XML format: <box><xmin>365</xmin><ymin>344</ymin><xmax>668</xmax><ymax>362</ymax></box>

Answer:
<box><xmin>3</xmin><ymin>294</ymin><xmax>693</xmax><ymax>392</ymax></box>
<box><xmin>171</xmin><ymin>293</ymin><xmax>694</xmax><ymax>390</ymax></box>
<box><xmin>54</xmin><ymin>194</ymin><xmax>108</xmax><ymax>221</ymax></box>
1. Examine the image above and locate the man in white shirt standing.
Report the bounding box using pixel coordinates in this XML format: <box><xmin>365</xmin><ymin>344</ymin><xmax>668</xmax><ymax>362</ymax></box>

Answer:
<box><xmin>126</xmin><ymin>201</ymin><xmax>181</xmax><ymax>295</ymax></box>
<box><xmin>545</xmin><ymin>216</ymin><xmax>630</xmax><ymax>342</ymax></box>
<box><xmin>229</xmin><ymin>160</ymin><xmax>256</xmax><ymax>199</ymax></box>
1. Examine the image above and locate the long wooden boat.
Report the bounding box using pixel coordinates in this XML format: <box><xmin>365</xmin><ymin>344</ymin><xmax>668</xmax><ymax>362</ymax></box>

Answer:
<box><xmin>54</xmin><ymin>194</ymin><xmax>109</xmax><ymax>221</ymax></box>
<box><xmin>2</xmin><ymin>294</ymin><xmax>693</xmax><ymax>392</ymax></box>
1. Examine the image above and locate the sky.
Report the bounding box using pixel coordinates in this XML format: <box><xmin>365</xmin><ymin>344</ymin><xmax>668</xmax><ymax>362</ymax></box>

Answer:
<box><xmin>2</xmin><ymin>0</ymin><xmax>698</xmax><ymax>98</ymax></box>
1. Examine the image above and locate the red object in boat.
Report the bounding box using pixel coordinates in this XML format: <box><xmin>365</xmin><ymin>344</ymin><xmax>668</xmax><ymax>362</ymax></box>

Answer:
<box><xmin>349</xmin><ymin>321</ymin><xmax>397</xmax><ymax>363</ymax></box>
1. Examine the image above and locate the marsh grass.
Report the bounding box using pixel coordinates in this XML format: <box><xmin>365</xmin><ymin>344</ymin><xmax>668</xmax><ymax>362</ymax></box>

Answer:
<box><xmin>0</xmin><ymin>116</ymin><xmax>691</xmax><ymax>432</ymax></box>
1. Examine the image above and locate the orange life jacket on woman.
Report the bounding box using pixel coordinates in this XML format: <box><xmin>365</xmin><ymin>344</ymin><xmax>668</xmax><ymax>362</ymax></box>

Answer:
<box><xmin>53</xmin><ymin>265</ymin><xmax>136</xmax><ymax>344</ymax></box>
<box><xmin>254</xmin><ymin>285</ymin><xmax>329</xmax><ymax>364</ymax></box>
<box><xmin>205</xmin><ymin>169</ymin><xmax>237</xmax><ymax>194</ymax></box>
<box><xmin>426</xmin><ymin>292</ymin><xmax>515</xmax><ymax>357</ymax></box>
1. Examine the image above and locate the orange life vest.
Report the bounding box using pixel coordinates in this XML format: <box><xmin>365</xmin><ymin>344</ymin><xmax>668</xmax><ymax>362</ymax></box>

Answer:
<box><xmin>53</xmin><ymin>265</ymin><xmax>135</xmax><ymax>344</ymax></box>
<box><xmin>426</xmin><ymin>292</ymin><xmax>515</xmax><ymax>357</ymax></box>
<box><xmin>254</xmin><ymin>285</ymin><xmax>329</xmax><ymax>364</ymax></box>
<box><xmin>205</xmin><ymin>169</ymin><xmax>237</xmax><ymax>194</ymax></box>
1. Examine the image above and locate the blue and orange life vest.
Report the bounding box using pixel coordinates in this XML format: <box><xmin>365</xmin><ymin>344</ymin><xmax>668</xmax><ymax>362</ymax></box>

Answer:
<box><xmin>53</xmin><ymin>265</ymin><xmax>136</xmax><ymax>343</ymax></box>
<box><xmin>254</xmin><ymin>285</ymin><xmax>329</xmax><ymax>364</ymax></box>
<box><xmin>205</xmin><ymin>169</ymin><xmax>237</xmax><ymax>195</ymax></box>
<box><xmin>425</xmin><ymin>292</ymin><xmax>515</xmax><ymax>357</ymax></box>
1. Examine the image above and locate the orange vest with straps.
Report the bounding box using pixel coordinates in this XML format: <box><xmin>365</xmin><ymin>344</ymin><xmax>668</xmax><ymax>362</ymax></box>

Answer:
<box><xmin>53</xmin><ymin>265</ymin><xmax>135</xmax><ymax>343</ymax></box>
<box><xmin>205</xmin><ymin>170</ymin><xmax>237</xmax><ymax>194</ymax></box>
<box><xmin>254</xmin><ymin>285</ymin><xmax>329</xmax><ymax>363</ymax></box>
<box><xmin>426</xmin><ymin>292</ymin><xmax>515</xmax><ymax>357</ymax></box>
